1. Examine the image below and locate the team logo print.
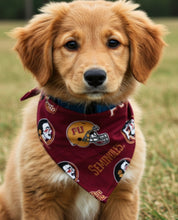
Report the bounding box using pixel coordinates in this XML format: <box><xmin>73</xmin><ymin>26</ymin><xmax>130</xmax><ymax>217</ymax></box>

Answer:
<box><xmin>38</xmin><ymin>118</ymin><xmax>55</xmax><ymax>145</ymax></box>
<box><xmin>58</xmin><ymin>161</ymin><xmax>79</xmax><ymax>182</ymax></box>
<box><xmin>45</xmin><ymin>100</ymin><xmax>57</xmax><ymax>114</ymax></box>
<box><xmin>66</xmin><ymin>121</ymin><xmax>110</xmax><ymax>147</ymax></box>
<box><xmin>114</xmin><ymin>158</ymin><xmax>130</xmax><ymax>182</ymax></box>
<box><xmin>122</xmin><ymin>119</ymin><xmax>135</xmax><ymax>143</ymax></box>
<box><xmin>45</xmin><ymin>98</ymin><xmax>57</xmax><ymax>114</ymax></box>
<box><xmin>90</xmin><ymin>190</ymin><xmax>108</xmax><ymax>202</ymax></box>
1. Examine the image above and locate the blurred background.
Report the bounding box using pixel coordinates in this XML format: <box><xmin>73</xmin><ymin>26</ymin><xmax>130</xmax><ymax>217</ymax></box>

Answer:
<box><xmin>0</xmin><ymin>1</ymin><xmax>177</xmax><ymax>220</ymax></box>
<box><xmin>0</xmin><ymin>0</ymin><xmax>178</xmax><ymax>19</ymax></box>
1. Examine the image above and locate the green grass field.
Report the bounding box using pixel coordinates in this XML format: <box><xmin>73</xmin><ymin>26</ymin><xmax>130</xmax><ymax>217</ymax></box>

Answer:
<box><xmin>0</xmin><ymin>19</ymin><xmax>178</xmax><ymax>219</ymax></box>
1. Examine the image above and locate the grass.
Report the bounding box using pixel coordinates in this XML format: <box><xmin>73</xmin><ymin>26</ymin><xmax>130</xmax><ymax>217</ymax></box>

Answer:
<box><xmin>136</xmin><ymin>18</ymin><xmax>178</xmax><ymax>220</ymax></box>
<box><xmin>0</xmin><ymin>21</ymin><xmax>35</xmax><ymax>174</ymax></box>
<box><xmin>0</xmin><ymin>19</ymin><xmax>178</xmax><ymax>219</ymax></box>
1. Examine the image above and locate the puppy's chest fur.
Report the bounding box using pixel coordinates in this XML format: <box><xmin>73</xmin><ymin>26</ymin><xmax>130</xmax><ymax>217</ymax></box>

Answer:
<box><xmin>47</xmin><ymin>169</ymin><xmax>101</xmax><ymax>219</ymax></box>
<box><xmin>46</xmin><ymin>155</ymin><xmax>135</xmax><ymax>219</ymax></box>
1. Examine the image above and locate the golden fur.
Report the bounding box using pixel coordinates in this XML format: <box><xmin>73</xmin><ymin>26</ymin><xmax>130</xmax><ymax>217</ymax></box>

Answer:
<box><xmin>0</xmin><ymin>1</ymin><xmax>165</xmax><ymax>219</ymax></box>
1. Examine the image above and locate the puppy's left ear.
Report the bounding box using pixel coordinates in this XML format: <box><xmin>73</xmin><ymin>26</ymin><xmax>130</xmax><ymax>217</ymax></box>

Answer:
<box><xmin>11</xmin><ymin>3</ymin><xmax>69</xmax><ymax>86</ymax></box>
<box><xmin>113</xmin><ymin>1</ymin><xmax>166</xmax><ymax>83</ymax></box>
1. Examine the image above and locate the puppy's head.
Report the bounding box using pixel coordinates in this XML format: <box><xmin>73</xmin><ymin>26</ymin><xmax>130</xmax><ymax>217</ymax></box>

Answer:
<box><xmin>12</xmin><ymin>1</ymin><xmax>165</xmax><ymax>104</ymax></box>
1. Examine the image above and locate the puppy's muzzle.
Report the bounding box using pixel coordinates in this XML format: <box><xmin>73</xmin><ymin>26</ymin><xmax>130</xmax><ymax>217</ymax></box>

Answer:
<box><xmin>84</xmin><ymin>68</ymin><xmax>106</xmax><ymax>87</ymax></box>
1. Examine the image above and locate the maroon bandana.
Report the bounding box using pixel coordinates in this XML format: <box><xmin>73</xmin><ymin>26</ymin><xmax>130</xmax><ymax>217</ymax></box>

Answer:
<box><xmin>21</xmin><ymin>89</ymin><xmax>136</xmax><ymax>203</ymax></box>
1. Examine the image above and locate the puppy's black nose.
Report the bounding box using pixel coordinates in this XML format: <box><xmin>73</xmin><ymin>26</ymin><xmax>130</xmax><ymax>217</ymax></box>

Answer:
<box><xmin>84</xmin><ymin>68</ymin><xmax>106</xmax><ymax>87</ymax></box>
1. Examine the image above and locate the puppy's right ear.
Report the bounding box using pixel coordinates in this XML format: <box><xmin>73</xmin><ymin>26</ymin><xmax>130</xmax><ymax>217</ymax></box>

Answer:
<box><xmin>11</xmin><ymin>3</ymin><xmax>69</xmax><ymax>86</ymax></box>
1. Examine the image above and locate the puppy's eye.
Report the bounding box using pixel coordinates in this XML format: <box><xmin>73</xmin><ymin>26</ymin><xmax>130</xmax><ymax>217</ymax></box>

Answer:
<box><xmin>107</xmin><ymin>39</ymin><xmax>120</xmax><ymax>49</ymax></box>
<box><xmin>64</xmin><ymin>41</ymin><xmax>79</xmax><ymax>51</ymax></box>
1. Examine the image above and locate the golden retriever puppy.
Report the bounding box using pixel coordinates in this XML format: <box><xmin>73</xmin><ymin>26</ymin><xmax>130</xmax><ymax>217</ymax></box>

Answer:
<box><xmin>0</xmin><ymin>0</ymin><xmax>165</xmax><ymax>219</ymax></box>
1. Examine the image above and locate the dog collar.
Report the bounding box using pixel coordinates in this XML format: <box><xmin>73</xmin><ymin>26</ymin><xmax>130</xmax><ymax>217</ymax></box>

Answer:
<box><xmin>21</xmin><ymin>88</ymin><xmax>136</xmax><ymax>203</ymax></box>
<box><xmin>20</xmin><ymin>88</ymin><xmax>115</xmax><ymax>114</ymax></box>
<box><xmin>49</xmin><ymin>96</ymin><xmax>116</xmax><ymax>114</ymax></box>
